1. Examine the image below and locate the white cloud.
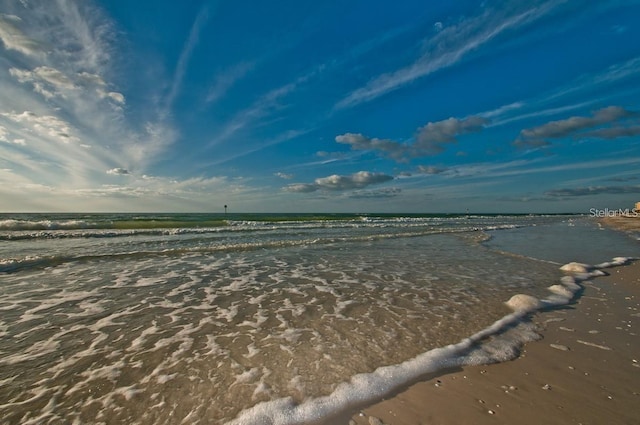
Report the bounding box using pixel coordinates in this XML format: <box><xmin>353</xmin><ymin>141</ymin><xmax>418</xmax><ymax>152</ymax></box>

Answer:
<box><xmin>10</xmin><ymin>66</ymin><xmax>126</xmax><ymax>105</ymax></box>
<box><xmin>0</xmin><ymin>0</ymin><xmax>181</xmax><ymax>211</ymax></box>
<box><xmin>124</xmin><ymin>122</ymin><xmax>177</xmax><ymax>170</ymax></box>
<box><xmin>417</xmin><ymin>165</ymin><xmax>446</xmax><ymax>175</ymax></box>
<box><xmin>286</xmin><ymin>171</ymin><xmax>394</xmax><ymax>193</ymax></box>
<box><xmin>206</xmin><ymin>62</ymin><xmax>254</xmax><ymax>104</ymax></box>
<box><xmin>349</xmin><ymin>187</ymin><xmax>402</xmax><ymax>199</ymax></box>
<box><xmin>0</xmin><ymin>13</ymin><xmax>44</xmax><ymax>57</ymax></box>
<box><xmin>489</xmin><ymin>56</ymin><xmax>640</xmax><ymax>131</ymax></box>
<box><xmin>165</xmin><ymin>4</ymin><xmax>211</xmax><ymax>112</ymax></box>
<box><xmin>206</xmin><ymin>70</ymin><xmax>317</xmax><ymax>149</ymax></box>
<box><xmin>0</xmin><ymin>124</ymin><xmax>27</xmax><ymax>146</ymax></box>
<box><xmin>274</xmin><ymin>172</ymin><xmax>293</xmax><ymax>179</ymax></box>
<box><xmin>285</xmin><ymin>183</ymin><xmax>318</xmax><ymax>193</ymax></box>
<box><xmin>1</xmin><ymin>111</ymin><xmax>80</xmax><ymax>144</ymax></box>
<box><xmin>337</xmin><ymin>1</ymin><xmax>561</xmax><ymax>108</ymax></box>
<box><xmin>10</xmin><ymin>66</ymin><xmax>75</xmax><ymax>98</ymax></box>
<box><xmin>335</xmin><ymin>133</ymin><xmax>405</xmax><ymax>160</ymax></box>
<box><xmin>107</xmin><ymin>92</ymin><xmax>125</xmax><ymax>104</ymax></box>
<box><xmin>106</xmin><ymin>168</ymin><xmax>130</xmax><ymax>175</ymax></box>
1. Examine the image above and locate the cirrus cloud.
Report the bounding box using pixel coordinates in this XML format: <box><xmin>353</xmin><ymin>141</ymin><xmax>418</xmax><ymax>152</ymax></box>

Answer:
<box><xmin>545</xmin><ymin>185</ymin><xmax>640</xmax><ymax>197</ymax></box>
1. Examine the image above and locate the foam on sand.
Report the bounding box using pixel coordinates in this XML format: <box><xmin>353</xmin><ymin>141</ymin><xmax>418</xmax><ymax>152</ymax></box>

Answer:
<box><xmin>227</xmin><ymin>257</ymin><xmax>634</xmax><ymax>425</ymax></box>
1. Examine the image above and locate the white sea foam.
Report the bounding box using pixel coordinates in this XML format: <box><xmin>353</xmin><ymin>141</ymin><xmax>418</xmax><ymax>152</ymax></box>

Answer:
<box><xmin>226</xmin><ymin>257</ymin><xmax>633</xmax><ymax>425</ymax></box>
<box><xmin>505</xmin><ymin>294</ymin><xmax>542</xmax><ymax>312</ymax></box>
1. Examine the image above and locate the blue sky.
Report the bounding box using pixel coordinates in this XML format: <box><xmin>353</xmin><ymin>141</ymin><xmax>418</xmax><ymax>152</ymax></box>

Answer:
<box><xmin>1</xmin><ymin>0</ymin><xmax>640</xmax><ymax>213</ymax></box>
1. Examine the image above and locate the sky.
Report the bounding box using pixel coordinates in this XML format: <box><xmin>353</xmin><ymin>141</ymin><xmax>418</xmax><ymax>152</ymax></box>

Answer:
<box><xmin>1</xmin><ymin>0</ymin><xmax>640</xmax><ymax>213</ymax></box>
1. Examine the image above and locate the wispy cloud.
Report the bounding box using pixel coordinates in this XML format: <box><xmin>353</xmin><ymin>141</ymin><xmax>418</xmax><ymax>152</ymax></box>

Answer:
<box><xmin>486</xmin><ymin>55</ymin><xmax>640</xmax><ymax>129</ymax></box>
<box><xmin>206</xmin><ymin>70</ymin><xmax>317</xmax><ymax>149</ymax></box>
<box><xmin>165</xmin><ymin>4</ymin><xmax>212</xmax><ymax>113</ymax></box>
<box><xmin>546</xmin><ymin>56</ymin><xmax>640</xmax><ymax>105</ymax></box>
<box><xmin>545</xmin><ymin>185</ymin><xmax>640</xmax><ymax>197</ymax></box>
<box><xmin>445</xmin><ymin>156</ymin><xmax>640</xmax><ymax>181</ymax></box>
<box><xmin>0</xmin><ymin>0</ymin><xmax>176</xmax><ymax>196</ymax></box>
<box><xmin>336</xmin><ymin>1</ymin><xmax>562</xmax><ymax>109</ymax></box>
<box><xmin>205</xmin><ymin>61</ymin><xmax>254</xmax><ymax>104</ymax></box>
<box><xmin>349</xmin><ymin>187</ymin><xmax>402</xmax><ymax>199</ymax></box>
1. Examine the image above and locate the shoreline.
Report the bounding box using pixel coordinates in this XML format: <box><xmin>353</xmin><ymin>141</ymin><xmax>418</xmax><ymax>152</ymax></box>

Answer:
<box><xmin>343</xmin><ymin>218</ymin><xmax>640</xmax><ymax>425</ymax></box>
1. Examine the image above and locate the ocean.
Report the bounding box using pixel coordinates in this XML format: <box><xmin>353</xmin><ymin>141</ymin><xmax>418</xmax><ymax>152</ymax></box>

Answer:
<box><xmin>0</xmin><ymin>213</ymin><xmax>638</xmax><ymax>424</ymax></box>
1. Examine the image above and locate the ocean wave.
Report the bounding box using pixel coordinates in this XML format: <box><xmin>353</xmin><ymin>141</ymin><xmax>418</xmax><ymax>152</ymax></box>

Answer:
<box><xmin>0</xmin><ymin>219</ymin><xmax>98</xmax><ymax>231</ymax></box>
<box><xmin>0</xmin><ymin>224</ymin><xmax>524</xmax><ymax>273</ymax></box>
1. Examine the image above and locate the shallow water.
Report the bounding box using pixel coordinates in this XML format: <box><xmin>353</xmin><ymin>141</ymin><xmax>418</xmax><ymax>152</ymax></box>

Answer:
<box><xmin>0</xmin><ymin>213</ymin><xmax>635</xmax><ymax>424</ymax></box>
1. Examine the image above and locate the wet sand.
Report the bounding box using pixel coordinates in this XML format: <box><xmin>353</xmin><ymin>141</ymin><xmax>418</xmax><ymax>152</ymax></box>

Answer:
<box><xmin>345</xmin><ymin>219</ymin><xmax>640</xmax><ymax>425</ymax></box>
<box><xmin>601</xmin><ymin>215</ymin><xmax>640</xmax><ymax>234</ymax></box>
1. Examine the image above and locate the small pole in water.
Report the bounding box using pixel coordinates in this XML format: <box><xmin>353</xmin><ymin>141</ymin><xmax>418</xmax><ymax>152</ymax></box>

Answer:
<box><xmin>224</xmin><ymin>205</ymin><xmax>228</xmax><ymax>215</ymax></box>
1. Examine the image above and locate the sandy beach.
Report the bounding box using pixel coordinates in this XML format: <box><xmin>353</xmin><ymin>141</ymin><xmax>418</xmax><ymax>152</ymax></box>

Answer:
<box><xmin>346</xmin><ymin>218</ymin><xmax>640</xmax><ymax>425</ymax></box>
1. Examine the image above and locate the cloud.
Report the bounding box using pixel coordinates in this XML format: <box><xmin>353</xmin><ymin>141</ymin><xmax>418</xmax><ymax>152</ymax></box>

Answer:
<box><xmin>285</xmin><ymin>183</ymin><xmax>318</xmax><ymax>193</ymax></box>
<box><xmin>9</xmin><ymin>66</ymin><xmax>125</xmax><ymax>104</ymax></box>
<box><xmin>545</xmin><ymin>185</ymin><xmax>640</xmax><ymax>197</ymax></box>
<box><xmin>0</xmin><ymin>125</ymin><xmax>26</xmax><ymax>145</ymax></box>
<box><xmin>10</xmin><ymin>66</ymin><xmax>74</xmax><ymax>98</ymax></box>
<box><xmin>0</xmin><ymin>1</ymin><xmax>180</xmax><ymax>203</ymax></box>
<box><xmin>285</xmin><ymin>171</ymin><xmax>394</xmax><ymax>193</ymax></box>
<box><xmin>107</xmin><ymin>168</ymin><xmax>130</xmax><ymax>176</ymax></box>
<box><xmin>0</xmin><ymin>13</ymin><xmax>44</xmax><ymax>57</ymax></box>
<box><xmin>336</xmin><ymin>116</ymin><xmax>488</xmax><ymax>161</ymax></box>
<box><xmin>165</xmin><ymin>4</ymin><xmax>211</xmax><ymax>112</ymax></box>
<box><xmin>581</xmin><ymin>126</ymin><xmax>640</xmax><ymax>139</ymax></box>
<box><xmin>106</xmin><ymin>91</ymin><xmax>125</xmax><ymax>104</ymax></box>
<box><xmin>414</xmin><ymin>116</ymin><xmax>488</xmax><ymax>154</ymax></box>
<box><xmin>316</xmin><ymin>171</ymin><xmax>393</xmax><ymax>190</ymax></box>
<box><xmin>514</xmin><ymin>106</ymin><xmax>639</xmax><ymax>147</ymax></box>
<box><xmin>417</xmin><ymin>165</ymin><xmax>446</xmax><ymax>175</ymax></box>
<box><xmin>336</xmin><ymin>1</ymin><xmax>561</xmax><ymax>108</ymax></box>
<box><xmin>335</xmin><ymin>133</ymin><xmax>405</xmax><ymax>160</ymax></box>
<box><xmin>206</xmin><ymin>62</ymin><xmax>254</xmax><ymax>104</ymax></box>
<box><xmin>511</xmin><ymin>138</ymin><xmax>551</xmax><ymax>149</ymax></box>
<box><xmin>274</xmin><ymin>172</ymin><xmax>293</xmax><ymax>179</ymax></box>
<box><xmin>1</xmin><ymin>111</ymin><xmax>80</xmax><ymax>144</ymax></box>
<box><xmin>349</xmin><ymin>187</ymin><xmax>401</xmax><ymax>199</ymax></box>
<box><xmin>607</xmin><ymin>175</ymin><xmax>638</xmax><ymax>182</ymax></box>
<box><xmin>0</xmin><ymin>125</ymin><xmax>10</xmax><ymax>143</ymax></box>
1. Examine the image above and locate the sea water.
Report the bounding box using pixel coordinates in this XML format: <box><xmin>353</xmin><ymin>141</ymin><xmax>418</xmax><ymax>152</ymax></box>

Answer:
<box><xmin>0</xmin><ymin>213</ymin><xmax>637</xmax><ymax>424</ymax></box>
